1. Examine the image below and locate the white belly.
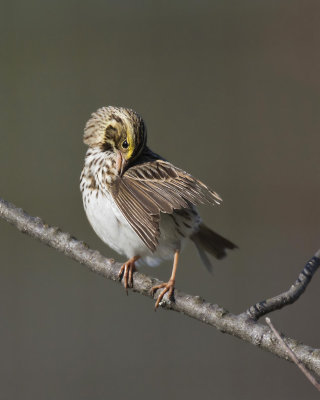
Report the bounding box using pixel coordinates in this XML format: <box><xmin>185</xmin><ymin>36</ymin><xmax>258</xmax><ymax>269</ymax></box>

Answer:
<box><xmin>83</xmin><ymin>189</ymin><xmax>146</xmax><ymax>256</ymax></box>
<box><xmin>82</xmin><ymin>189</ymin><xmax>197</xmax><ymax>267</ymax></box>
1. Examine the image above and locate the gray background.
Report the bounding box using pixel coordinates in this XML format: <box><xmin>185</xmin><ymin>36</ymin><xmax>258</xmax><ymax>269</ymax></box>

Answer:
<box><xmin>1</xmin><ymin>1</ymin><xmax>320</xmax><ymax>399</ymax></box>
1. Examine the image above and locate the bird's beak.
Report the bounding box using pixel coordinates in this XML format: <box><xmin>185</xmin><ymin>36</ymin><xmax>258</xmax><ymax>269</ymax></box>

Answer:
<box><xmin>116</xmin><ymin>151</ymin><xmax>126</xmax><ymax>176</ymax></box>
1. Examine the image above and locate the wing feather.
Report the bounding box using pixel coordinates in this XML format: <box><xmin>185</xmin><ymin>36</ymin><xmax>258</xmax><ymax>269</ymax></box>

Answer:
<box><xmin>111</xmin><ymin>159</ymin><xmax>221</xmax><ymax>252</ymax></box>
<box><xmin>115</xmin><ymin>187</ymin><xmax>159</xmax><ymax>251</ymax></box>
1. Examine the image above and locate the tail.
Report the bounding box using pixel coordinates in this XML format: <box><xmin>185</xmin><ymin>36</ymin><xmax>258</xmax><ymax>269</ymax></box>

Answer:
<box><xmin>191</xmin><ymin>223</ymin><xmax>237</xmax><ymax>272</ymax></box>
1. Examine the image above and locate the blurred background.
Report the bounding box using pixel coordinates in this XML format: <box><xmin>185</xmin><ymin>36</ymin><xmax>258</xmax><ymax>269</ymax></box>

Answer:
<box><xmin>1</xmin><ymin>1</ymin><xmax>320</xmax><ymax>399</ymax></box>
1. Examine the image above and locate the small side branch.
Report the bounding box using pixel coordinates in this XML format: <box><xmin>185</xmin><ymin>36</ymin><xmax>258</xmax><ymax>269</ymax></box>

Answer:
<box><xmin>0</xmin><ymin>197</ymin><xmax>320</xmax><ymax>377</ymax></box>
<box><xmin>266</xmin><ymin>318</ymin><xmax>320</xmax><ymax>392</ymax></box>
<box><xmin>244</xmin><ymin>253</ymin><xmax>320</xmax><ymax>321</ymax></box>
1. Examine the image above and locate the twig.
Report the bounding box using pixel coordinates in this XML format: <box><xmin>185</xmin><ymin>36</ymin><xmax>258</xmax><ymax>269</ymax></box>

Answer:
<box><xmin>0</xmin><ymin>196</ymin><xmax>320</xmax><ymax>376</ymax></box>
<box><xmin>244</xmin><ymin>254</ymin><xmax>320</xmax><ymax>321</ymax></box>
<box><xmin>265</xmin><ymin>317</ymin><xmax>320</xmax><ymax>392</ymax></box>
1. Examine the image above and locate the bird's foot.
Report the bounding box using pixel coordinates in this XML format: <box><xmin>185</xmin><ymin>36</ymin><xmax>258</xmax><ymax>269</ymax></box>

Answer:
<box><xmin>151</xmin><ymin>279</ymin><xmax>175</xmax><ymax>309</ymax></box>
<box><xmin>118</xmin><ymin>256</ymin><xmax>139</xmax><ymax>293</ymax></box>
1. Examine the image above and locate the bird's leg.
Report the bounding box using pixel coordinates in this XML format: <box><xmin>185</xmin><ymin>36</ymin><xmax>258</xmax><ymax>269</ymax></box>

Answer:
<box><xmin>151</xmin><ymin>249</ymin><xmax>180</xmax><ymax>309</ymax></box>
<box><xmin>118</xmin><ymin>255</ymin><xmax>140</xmax><ymax>292</ymax></box>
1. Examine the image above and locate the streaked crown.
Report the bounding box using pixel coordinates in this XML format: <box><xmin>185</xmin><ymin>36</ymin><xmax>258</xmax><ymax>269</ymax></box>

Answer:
<box><xmin>83</xmin><ymin>106</ymin><xmax>147</xmax><ymax>161</ymax></box>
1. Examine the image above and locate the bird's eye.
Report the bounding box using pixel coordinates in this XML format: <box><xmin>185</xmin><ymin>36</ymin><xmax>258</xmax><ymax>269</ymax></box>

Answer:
<box><xmin>122</xmin><ymin>139</ymin><xmax>129</xmax><ymax>149</ymax></box>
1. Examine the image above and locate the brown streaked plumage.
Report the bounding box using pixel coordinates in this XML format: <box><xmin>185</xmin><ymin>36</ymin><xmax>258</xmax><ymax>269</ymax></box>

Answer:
<box><xmin>80</xmin><ymin>106</ymin><xmax>236</xmax><ymax>308</ymax></box>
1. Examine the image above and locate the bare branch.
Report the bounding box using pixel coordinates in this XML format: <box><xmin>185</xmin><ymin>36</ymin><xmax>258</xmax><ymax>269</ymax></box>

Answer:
<box><xmin>0</xmin><ymin>197</ymin><xmax>320</xmax><ymax>377</ymax></box>
<box><xmin>265</xmin><ymin>318</ymin><xmax>320</xmax><ymax>392</ymax></box>
<box><xmin>244</xmin><ymin>254</ymin><xmax>320</xmax><ymax>321</ymax></box>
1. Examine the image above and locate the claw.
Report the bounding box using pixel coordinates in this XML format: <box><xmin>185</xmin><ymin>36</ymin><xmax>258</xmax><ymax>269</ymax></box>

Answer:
<box><xmin>118</xmin><ymin>256</ymin><xmax>140</xmax><ymax>292</ymax></box>
<box><xmin>151</xmin><ymin>279</ymin><xmax>175</xmax><ymax>309</ymax></box>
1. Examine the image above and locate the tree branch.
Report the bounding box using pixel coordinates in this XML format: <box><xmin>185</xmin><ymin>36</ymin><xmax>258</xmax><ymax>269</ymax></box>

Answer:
<box><xmin>0</xmin><ymin>197</ymin><xmax>319</xmax><ymax>377</ymax></box>
<box><xmin>244</xmin><ymin>254</ymin><xmax>320</xmax><ymax>321</ymax></box>
<box><xmin>265</xmin><ymin>318</ymin><xmax>320</xmax><ymax>392</ymax></box>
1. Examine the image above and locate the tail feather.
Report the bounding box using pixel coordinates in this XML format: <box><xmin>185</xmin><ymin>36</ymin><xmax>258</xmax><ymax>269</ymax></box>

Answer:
<box><xmin>191</xmin><ymin>223</ymin><xmax>237</xmax><ymax>271</ymax></box>
<box><xmin>193</xmin><ymin>240</ymin><xmax>214</xmax><ymax>272</ymax></box>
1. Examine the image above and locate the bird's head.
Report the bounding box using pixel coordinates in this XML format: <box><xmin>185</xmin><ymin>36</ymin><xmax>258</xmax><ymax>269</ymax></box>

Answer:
<box><xmin>83</xmin><ymin>106</ymin><xmax>147</xmax><ymax>174</ymax></box>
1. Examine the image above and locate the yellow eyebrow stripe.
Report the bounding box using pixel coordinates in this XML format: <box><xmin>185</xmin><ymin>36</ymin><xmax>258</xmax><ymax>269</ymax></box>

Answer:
<box><xmin>126</xmin><ymin>126</ymin><xmax>134</xmax><ymax>159</ymax></box>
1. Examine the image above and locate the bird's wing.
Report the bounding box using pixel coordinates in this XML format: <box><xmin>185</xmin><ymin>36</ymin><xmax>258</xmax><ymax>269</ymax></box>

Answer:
<box><xmin>110</xmin><ymin>159</ymin><xmax>222</xmax><ymax>252</ymax></box>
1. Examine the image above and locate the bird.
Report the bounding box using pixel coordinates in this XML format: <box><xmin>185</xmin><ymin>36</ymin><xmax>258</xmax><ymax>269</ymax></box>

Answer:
<box><xmin>80</xmin><ymin>106</ymin><xmax>236</xmax><ymax>308</ymax></box>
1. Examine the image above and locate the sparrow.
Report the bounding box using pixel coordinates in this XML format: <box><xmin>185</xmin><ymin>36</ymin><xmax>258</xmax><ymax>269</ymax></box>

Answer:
<box><xmin>80</xmin><ymin>106</ymin><xmax>236</xmax><ymax>308</ymax></box>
